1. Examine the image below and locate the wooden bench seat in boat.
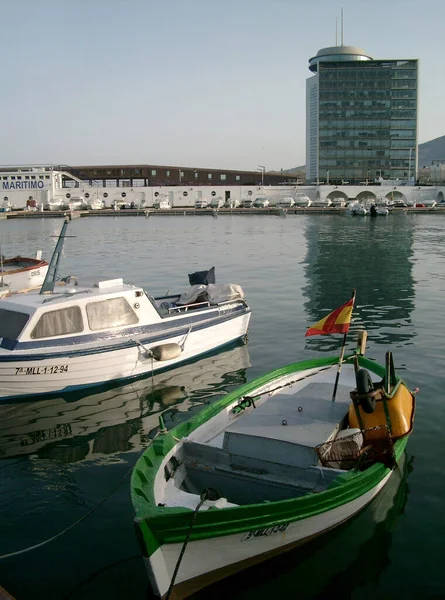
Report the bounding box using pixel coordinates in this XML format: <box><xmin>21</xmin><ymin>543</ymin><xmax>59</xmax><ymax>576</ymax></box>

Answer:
<box><xmin>169</xmin><ymin>437</ymin><xmax>345</xmax><ymax>506</ymax></box>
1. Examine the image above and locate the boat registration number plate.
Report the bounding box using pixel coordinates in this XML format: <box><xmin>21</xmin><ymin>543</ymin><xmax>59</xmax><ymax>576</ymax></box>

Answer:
<box><xmin>242</xmin><ymin>523</ymin><xmax>289</xmax><ymax>541</ymax></box>
<box><xmin>15</xmin><ymin>365</ymin><xmax>69</xmax><ymax>375</ymax></box>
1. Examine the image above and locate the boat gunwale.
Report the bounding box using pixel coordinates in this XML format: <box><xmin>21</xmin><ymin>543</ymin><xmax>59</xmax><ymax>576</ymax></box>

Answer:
<box><xmin>131</xmin><ymin>354</ymin><xmax>412</xmax><ymax>553</ymax></box>
<box><xmin>1</xmin><ymin>257</ymin><xmax>48</xmax><ymax>275</ymax></box>
<box><xmin>0</xmin><ymin>302</ymin><xmax>251</xmax><ymax>356</ymax></box>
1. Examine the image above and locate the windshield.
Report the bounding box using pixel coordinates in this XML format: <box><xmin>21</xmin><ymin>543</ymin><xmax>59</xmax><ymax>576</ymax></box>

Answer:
<box><xmin>0</xmin><ymin>308</ymin><xmax>30</xmax><ymax>339</ymax></box>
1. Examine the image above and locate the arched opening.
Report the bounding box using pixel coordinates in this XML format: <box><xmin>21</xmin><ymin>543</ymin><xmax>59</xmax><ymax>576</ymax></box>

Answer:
<box><xmin>384</xmin><ymin>190</ymin><xmax>407</xmax><ymax>204</ymax></box>
<box><xmin>356</xmin><ymin>191</ymin><xmax>377</xmax><ymax>203</ymax></box>
<box><xmin>326</xmin><ymin>190</ymin><xmax>349</xmax><ymax>207</ymax></box>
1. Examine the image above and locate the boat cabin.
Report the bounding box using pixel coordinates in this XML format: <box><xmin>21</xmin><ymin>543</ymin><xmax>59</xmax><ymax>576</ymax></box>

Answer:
<box><xmin>0</xmin><ymin>279</ymin><xmax>167</xmax><ymax>350</ymax></box>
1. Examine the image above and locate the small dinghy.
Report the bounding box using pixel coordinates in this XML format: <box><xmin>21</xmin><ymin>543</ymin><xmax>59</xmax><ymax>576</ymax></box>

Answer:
<box><xmin>131</xmin><ymin>294</ymin><xmax>416</xmax><ymax>599</ymax></box>
<box><xmin>0</xmin><ymin>252</ymin><xmax>49</xmax><ymax>296</ymax></box>
<box><xmin>0</xmin><ymin>221</ymin><xmax>251</xmax><ymax>401</ymax></box>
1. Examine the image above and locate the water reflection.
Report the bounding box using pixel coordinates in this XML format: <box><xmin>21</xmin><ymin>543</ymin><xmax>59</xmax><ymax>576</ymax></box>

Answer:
<box><xmin>193</xmin><ymin>452</ymin><xmax>413</xmax><ymax>600</ymax></box>
<box><xmin>302</xmin><ymin>215</ymin><xmax>416</xmax><ymax>351</ymax></box>
<box><xmin>0</xmin><ymin>343</ymin><xmax>250</xmax><ymax>463</ymax></box>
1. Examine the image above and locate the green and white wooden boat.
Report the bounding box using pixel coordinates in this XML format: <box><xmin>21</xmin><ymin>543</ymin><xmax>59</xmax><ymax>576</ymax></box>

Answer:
<box><xmin>131</xmin><ymin>338</ymin><xmax>416</xmax><ymax>599</ymax></box>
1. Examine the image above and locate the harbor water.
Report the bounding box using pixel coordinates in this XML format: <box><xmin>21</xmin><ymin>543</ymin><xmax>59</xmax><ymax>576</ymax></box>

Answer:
<box><xmin>0</xmin><ymin>214</ymin><xmax>444</xmax><ymax>599</ymax></box>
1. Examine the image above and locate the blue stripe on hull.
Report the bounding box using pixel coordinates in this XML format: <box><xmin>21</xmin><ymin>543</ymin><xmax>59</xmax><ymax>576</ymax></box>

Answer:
<box><xmin>0</xmin><ymin>307</ymin><xmax>250</xmax><ymax>362</ymax></box>
<box><xmin>0</xmin><ymin>336</ymin><xmax>248</xmax><ymax>403</ymax></box>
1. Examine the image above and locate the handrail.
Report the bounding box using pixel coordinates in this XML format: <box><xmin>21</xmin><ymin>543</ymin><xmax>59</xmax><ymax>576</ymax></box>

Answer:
<box><xmin>168</xmin><ymin>301</ymin><xmax>210</xmax><ymax>313</ymax></box>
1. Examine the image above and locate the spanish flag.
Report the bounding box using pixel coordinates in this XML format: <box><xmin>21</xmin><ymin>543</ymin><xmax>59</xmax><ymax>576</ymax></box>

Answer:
<box><xmin>305</xmin><ymin>297</ymin><xmax>355</xmax><ymax>337</ymax></box>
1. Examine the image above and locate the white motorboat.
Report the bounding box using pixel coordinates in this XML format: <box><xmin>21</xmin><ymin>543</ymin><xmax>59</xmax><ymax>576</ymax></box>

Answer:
<box><xmin>330</xmin><ymin>198</ymin><xmax>346</xmax><ymax>208</ymax></box>
<box><xmin>0</xmin><ymin>222</ymin><xmax>251</xmax><ymax>401</ymax></box>
<box><xmin>0</xmin><ymin>198</ymin><xmax>15</xmax><ymax>212</ymax></box>
<box><xmin>294</xmin><ymin>193</ymin><xmax>312</xmax><ymax>207</ymax></box>
<box><xmin>210</xmin><ymin>197</ymin><xmax>224</xmax><ymax>209</ymax></box>
<box><xmin>347</xmin><ymin>201</ymin><xmax>368</xmax><ymax>216</ymax></box>
<box><xmin>86</xmin><ymin>193</ymin><xmax>105</xmax><ymax>210</ymax></box>
<box><xmin>311</xmin><ymin>198</ymin><xmax>332</xmax><ymax>208</ymax></box>
<box><xmin>67</xmin><ymin>196</ymin><xmax>88</xmax><ymax>210</ymax></box>
<box><xmin>194</xmin><ymin>199</ymin><xmax>209</xmax><ymax>209</ymax></box>
<box><xmin>45</xmin><ymin>197</ymin><xmax>68</xmax><ymax>211</ymax></box>
<box><xmin>253</xmin><ymin>195</ymin><xmax>270</xmax><ymax>208</ymax></box>
<box><xmin>0</xmin><ymin>252</ymin><xmax>49</xmax><ymax>295</ymax></box>
<box><xmin>276</xmin><ymin>197</ymin><xmax>296</xmax><ymax>208</ymax></box>
<box><xmin>153</xmin><ymin>194</ymin><xmax>172</xmax><ymax>210</ymax></box>
<box><xmin>376</xmin><ymin>206</ymin><xmax>389</xmax><ymax>216</ymax></box>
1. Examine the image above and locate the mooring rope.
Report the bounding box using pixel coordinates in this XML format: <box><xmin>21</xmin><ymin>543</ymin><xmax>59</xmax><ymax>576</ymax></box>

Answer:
<box><xmin>0</xmin><ymin>427</ymin><xmax>162</xmax><ymax>561</ymax></box>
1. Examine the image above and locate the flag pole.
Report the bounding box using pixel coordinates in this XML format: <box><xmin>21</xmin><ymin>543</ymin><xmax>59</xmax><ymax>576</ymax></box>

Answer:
<box><xmin>331</xmin><ymin>289</ymin><xmax>356</xmax><ymax>402</ymax></box>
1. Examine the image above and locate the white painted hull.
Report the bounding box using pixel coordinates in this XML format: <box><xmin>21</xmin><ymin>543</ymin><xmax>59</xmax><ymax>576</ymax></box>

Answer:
<box><xmin>0</xmin><ymin>312</ymin><xmax>250</xmax><ymax>400</ymax></box>
<box><xmin>1</xmin><ymin>265</ymin><xmax>49</xmax><ymax>292</ymax></box>
<box><xmin>46</xmin><ymin>202</ymin><xmax>67</xmax><ymax>211</ymax></box>
<box><xmin>148</xmin><ymin>470</ymin><xmax>392</xmax><ymax>598</ymax></box>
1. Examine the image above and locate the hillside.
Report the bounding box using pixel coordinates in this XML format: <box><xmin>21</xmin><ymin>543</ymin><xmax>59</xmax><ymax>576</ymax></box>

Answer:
<box><xmin>418</xmin><ymin>135</ymin><xmax>445</xmax><ymax>167</ymax></box>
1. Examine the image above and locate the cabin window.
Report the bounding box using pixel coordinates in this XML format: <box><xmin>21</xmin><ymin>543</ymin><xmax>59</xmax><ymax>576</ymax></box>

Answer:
<box><xmin>86</xmin><ymin>297</ymin><xmax>139</xmax><ymax>330</ymax></box>
<box><xmin>0</xmin><ymin>309</ymin><xmax>29</xmax><ymax>339</ymax></box>
<box><xmin>31</xmin><ymin>306</ymin><xmax>84</xmax><ymax>339</ymax></box>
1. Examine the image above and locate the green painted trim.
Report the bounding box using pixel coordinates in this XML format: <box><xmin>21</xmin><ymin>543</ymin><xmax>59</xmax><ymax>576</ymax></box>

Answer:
<box><xmin>131</xmin><ymin>353</ymin><xmax>411</xmax><ymax>557</ymax></box>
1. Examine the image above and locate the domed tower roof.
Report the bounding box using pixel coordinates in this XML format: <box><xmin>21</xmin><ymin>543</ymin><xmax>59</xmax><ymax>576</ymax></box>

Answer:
<box><xmin>308</xmin><ymin>45</ymin><xmax>373</xmax><ymax>73</ymax></box>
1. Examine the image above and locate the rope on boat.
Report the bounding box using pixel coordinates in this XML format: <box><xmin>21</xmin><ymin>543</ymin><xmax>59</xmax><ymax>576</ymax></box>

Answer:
<box><xmin>0</xmin><ymin>464</ymin><xmax>134</xmax><ymax>560</ymax></box>
<box><xmin>0</xmin><ymin>427</ymin><xmax>163</xmax><ymax>561</ymax></box>
<box><xmin>165</xmin><ymin>488</ymin><xmax>221</xmax><ymax>600</ymax></box>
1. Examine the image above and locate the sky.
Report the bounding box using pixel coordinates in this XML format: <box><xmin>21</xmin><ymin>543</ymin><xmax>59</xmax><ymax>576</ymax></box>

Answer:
<box><xmin>1</xmin><ymin>0</ymin><xmax>444</xmax><ymax>171</ymax></box>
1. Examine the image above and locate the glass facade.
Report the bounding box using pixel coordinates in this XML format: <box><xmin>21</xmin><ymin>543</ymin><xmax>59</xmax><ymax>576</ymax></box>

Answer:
<box><xmin>317</xmin><ymin>60</ymin><xmax>418</xmax><ymax>183</ymax></box>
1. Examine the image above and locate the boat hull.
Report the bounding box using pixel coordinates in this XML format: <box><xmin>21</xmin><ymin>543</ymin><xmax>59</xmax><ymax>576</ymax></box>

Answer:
<box><xmin>146</xmin><ymin>462</ymin><xmax>398</xmax><ymax>599</ymax></box>
<box><xmin>1</xmin><ymin>258</ymin><xmax>49</xmax><ymax>292</ymax></box>
<box><xmin>132</xmin><ymin>355</ymin><xmax>414</xmax><ymax>599</ymax></box>
<box><xmin>0</xmin><ymin>311</ymin><xmax>250</xmax><ymax>400</ymax></box>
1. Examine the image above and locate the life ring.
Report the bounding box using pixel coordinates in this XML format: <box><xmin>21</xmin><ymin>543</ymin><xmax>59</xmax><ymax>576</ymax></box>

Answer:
<box><xmin>356</xmin><ymin>368</ymin><xmax>377</xmax><ymax>414</ymax></box>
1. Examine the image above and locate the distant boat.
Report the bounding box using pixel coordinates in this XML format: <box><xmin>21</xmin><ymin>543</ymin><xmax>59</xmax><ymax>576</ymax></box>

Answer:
<box><xmin>276</xmin><ymin>196</ymin><xmax>296</xmax><ymax>208</ymax></box>
<box><xmin>153</xmin><ymin>194</ymin><xmax>172</xmax><ymax>210</ymax></box>
<box><xmin>0</xmin><ymin>251</ymin><xmax>49</xmax><ymax>295</ymax></box>
<box><xmin>294</xmin><ymin>193</ymin><xmax>312</xmax><ymax>207</ymax></box>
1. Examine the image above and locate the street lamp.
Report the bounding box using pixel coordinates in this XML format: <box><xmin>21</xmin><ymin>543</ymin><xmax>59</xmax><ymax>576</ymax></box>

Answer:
<box><xmin>257</xmin><ymin>165</ymin><xmax>265</xmax><ymax>186</ymax></box>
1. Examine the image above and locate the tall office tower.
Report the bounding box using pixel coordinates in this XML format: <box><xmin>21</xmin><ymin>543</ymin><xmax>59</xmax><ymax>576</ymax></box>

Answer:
<box><xmin>306</xmin><ymin>45</ymin><xmax>418</xmax><ymax>184</ymax></box>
